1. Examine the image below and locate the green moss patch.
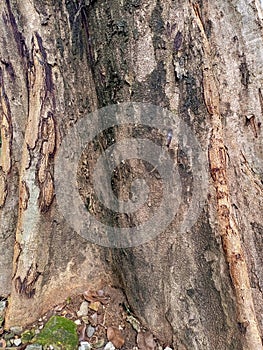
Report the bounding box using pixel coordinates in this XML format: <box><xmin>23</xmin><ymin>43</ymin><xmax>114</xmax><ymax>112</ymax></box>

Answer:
<box><xmin>33</xmin><ymin>316</ymin><xmax>78</xmax><ymax>350</ymax></box>
<box><xmin>21</xmin><ymin>329</ymin><xmax>35</xmax><ymax>343</ymax></box>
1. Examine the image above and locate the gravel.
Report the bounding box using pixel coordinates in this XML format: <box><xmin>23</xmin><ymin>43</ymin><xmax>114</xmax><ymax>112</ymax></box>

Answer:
<box><xmin>78</xmin><ymin>341</ymin><xmax>91</xmax><ymax>350</ymax></box>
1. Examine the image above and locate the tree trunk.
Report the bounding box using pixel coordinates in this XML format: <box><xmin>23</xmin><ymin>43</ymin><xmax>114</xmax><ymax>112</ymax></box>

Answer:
<box><xmin>0</xmin><ymin>0</ymin><xmax>263</xmax><ymax>349</ymax></box>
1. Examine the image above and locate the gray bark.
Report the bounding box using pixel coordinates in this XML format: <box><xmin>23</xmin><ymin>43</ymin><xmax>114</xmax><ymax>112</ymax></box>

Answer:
<box><xmin>0</xmin><ymin>0</ymin><xmax>263</xmax><ymax>349</ymax></box>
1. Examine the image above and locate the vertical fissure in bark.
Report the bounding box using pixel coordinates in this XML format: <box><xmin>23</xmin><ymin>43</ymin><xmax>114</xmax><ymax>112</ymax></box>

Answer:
<box><xmin>0</xmin><ymin>67</ymin><xmax>13</xmax><ymax>208</ymax></box>
<box><xmin>191</xmin><ymin>2</ymin><xmax>262</xmax><ymax>349</ymax></box>
<box><xmin>10</xmin><ymin>29</ymin><xmax>55</xmax><ymax>303</ymax></box>
<box><xmin>14</xmin><ymin>263</ymin><xmax>41</xmax><ymax>299</ymax></box>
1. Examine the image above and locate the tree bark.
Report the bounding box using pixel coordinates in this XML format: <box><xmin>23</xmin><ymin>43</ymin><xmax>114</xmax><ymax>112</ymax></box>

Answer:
<box><xmin>0</xmin><ymin>0</ymin><xmax>263</xmax><ymax>349</ymax></box>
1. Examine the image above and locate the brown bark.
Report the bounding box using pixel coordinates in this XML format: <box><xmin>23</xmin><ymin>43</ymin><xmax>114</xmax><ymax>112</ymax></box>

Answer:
<box><xmin>192</xmin><ymin>3</ymin><xmax>262</xmax><ymax>347</ymax></box>
<box><xmin>0</xmin><ymin>0</ymin><xmax>263</xmax><ymax>349</ymax></box>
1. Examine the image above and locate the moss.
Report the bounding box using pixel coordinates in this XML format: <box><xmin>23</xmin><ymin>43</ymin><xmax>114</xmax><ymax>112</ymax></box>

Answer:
<box><xmin>21</xmin><ymin>329</ymin><xmax>35</xmax><ymax>343</ymax></box>
<box><xmin>33</xmin><ymin>316</ymin><xmax>78</xmax><ymax>350</ymax></box>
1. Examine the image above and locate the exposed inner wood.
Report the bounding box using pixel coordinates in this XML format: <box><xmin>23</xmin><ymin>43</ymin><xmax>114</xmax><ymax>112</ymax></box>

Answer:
<box><xmin>0</xmin><ymin>68</ymin><xmax>12</xmax><ymax>208</ymax></box>
<box><xmin>192</xmin><ymin>2</ymin><xmax>262</xmax><ymax>349</ymax></box>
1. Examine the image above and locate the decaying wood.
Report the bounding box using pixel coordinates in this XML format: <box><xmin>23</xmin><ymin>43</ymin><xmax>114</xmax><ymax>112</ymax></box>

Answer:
<box><xmin>192</xmin><ymin>2</ymin><xmax>262</xmax><ymax>348</ymax></box>
<box><xmin>0</xmin><ymin>67</ymin><xmax>12</xmax><ymax>208</ymax></box>
<box><xmin>14</xmin><ymin>263</ymin><xmax>41</xmax><ymax>298</ymax></box>
<box><xmin>0</xmin><ymin>169</ymin><xmax>7</xmax><ymax>208</ymax></box>
<box><xmin>0</xmin><ymin>0</ymin><xmax>262</xmax><ymax>348</ymax></box>
<box><xmin>3</xmin><ymin>0</ymin><xmax>107</xmax><ymax>328</ymax></box>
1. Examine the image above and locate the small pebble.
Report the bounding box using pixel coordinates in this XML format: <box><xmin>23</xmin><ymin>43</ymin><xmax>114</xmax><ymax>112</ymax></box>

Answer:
<box><xmin>104</xmin><ymin>342</ymin><xmax>115</xmax><ymax>350</ymax></box>
<box><xmin>10</xmin><ymin>326</ymin><xmax>23</xmax><ymax>335</ymax></box>
<box><xmin>14</xmin><ymin>338</ymin><xmax>22</xmax><ymax>346</ymax></box>
<box><xmin>79</xmin><ymin>341</ymin><xmax>92</xmax><ymax>350</ymax></box>
<box><xmin>25</xmin><ymin>345</ymin><xmax>43</xmax><ymax>350</ymax></box>
<box><xmin>0</xmin><ymin>339</ymin><xmax>6</xmax><ymax>348</ymax></box>
<box><xmin>4</xmin><ymin>332</ymin><xmax>15</xmax><ymax>340</ymax></box>
<box><xmin>82</xmin><ymin>316</ymin><xmax>90</xmax><ymax>324</ymax></box>
<box><xmin>0</xmin><ymin>301</ymin><xmax>7</xmax><ymax>314</ymax></box>
<box><xmin>90</xmin><ymin>313</ymin><xmax>98</xmax><ymax>326</ymax></box>
<box><xmin>164</xmin><ymin>347</ymin><xmax>173</xmax><ymax>350</ymax></box>
<box><xmin>77</xmin><ymin>302</ymin><xmax>89</xmax><ymax>317</ymax></box>
<box><xmin>86</xmin><ymin>325</ymin><xmax>95</xmax><ymax>338</ymax></box>
<box><xmin>93</xmin><ymin>338</ymin><xmax>105</xmax><ymax>348</ymax></box>
<box><xmin>74</xmin><ymin>319</ymin><xmax>82</xmax><ymax>325</ymax></box>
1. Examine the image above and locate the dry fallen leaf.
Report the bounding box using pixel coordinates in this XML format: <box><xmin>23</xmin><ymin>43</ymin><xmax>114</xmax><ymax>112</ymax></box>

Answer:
<box><xmin>0</xmin><ymin>338</ymin><xmax>6</xmax><ymax>349</ymax></box>
<box><xmin>78</xmin><ymin>323</ymin><xmax>87</xmax><ymax>341</ymax></box>
<box><xmin>89</xmin><ymin>301</ymin><xmax>101</xmax><ymax>311</ymax></box>
<box><xmin>126</xmin><ymin>315</ymin><xmax>141</xmax><ymax>332</ymax></box>
<box><xmin>93</xmin><ymin>337</ymin><xmax>105</xmax><ymax>348</ymax></box>
<box><xmin>83</xmin><ymin>289</ymin><xmax>110</xmax><ymax>305</ymax></box>
<box><xmin>137</xmin><ymin>331</ymin><xmax>156</xmax><ymax>350</ymax></box>
<box><xmin>89</xmin><ymin>312</ymin><xmax>98</xmax><ymax>326</ymax></box>
<box><xmin>107</xmin><ymin>326</ymin><xmax>125</xmax><ymax>348</ymax></box>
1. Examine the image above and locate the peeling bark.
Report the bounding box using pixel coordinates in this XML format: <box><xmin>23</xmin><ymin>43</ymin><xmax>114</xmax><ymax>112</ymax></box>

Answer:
<box><xmin>0</xmin><ymin>1</ymin><xmax>262</xmax><ymax>349</ymax></box>
<box><xmin>0</xmin><ymin>67</ymin><xmax>12</xmax><ymax>207</ymax></box>
<box><xmin>191</xmin><ymin>3</ymin><xmax>262</xmax><ymax>348</ymax></box>
<box><xmin>1</xmin><ymin>0</ymin><xmax>107</xmax><ymax>327</ymax></box>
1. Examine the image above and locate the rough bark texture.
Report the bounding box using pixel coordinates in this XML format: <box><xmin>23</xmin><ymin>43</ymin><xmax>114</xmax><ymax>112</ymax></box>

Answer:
<box><xmin>0</xmin><ymin>0</ymin><xmax>263</xmax><ymax>349</ymax></box>
<box><xmin>0</xmin><ymin>0</ymin><xmax>111</xmax><ymax>327</ymax></box>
